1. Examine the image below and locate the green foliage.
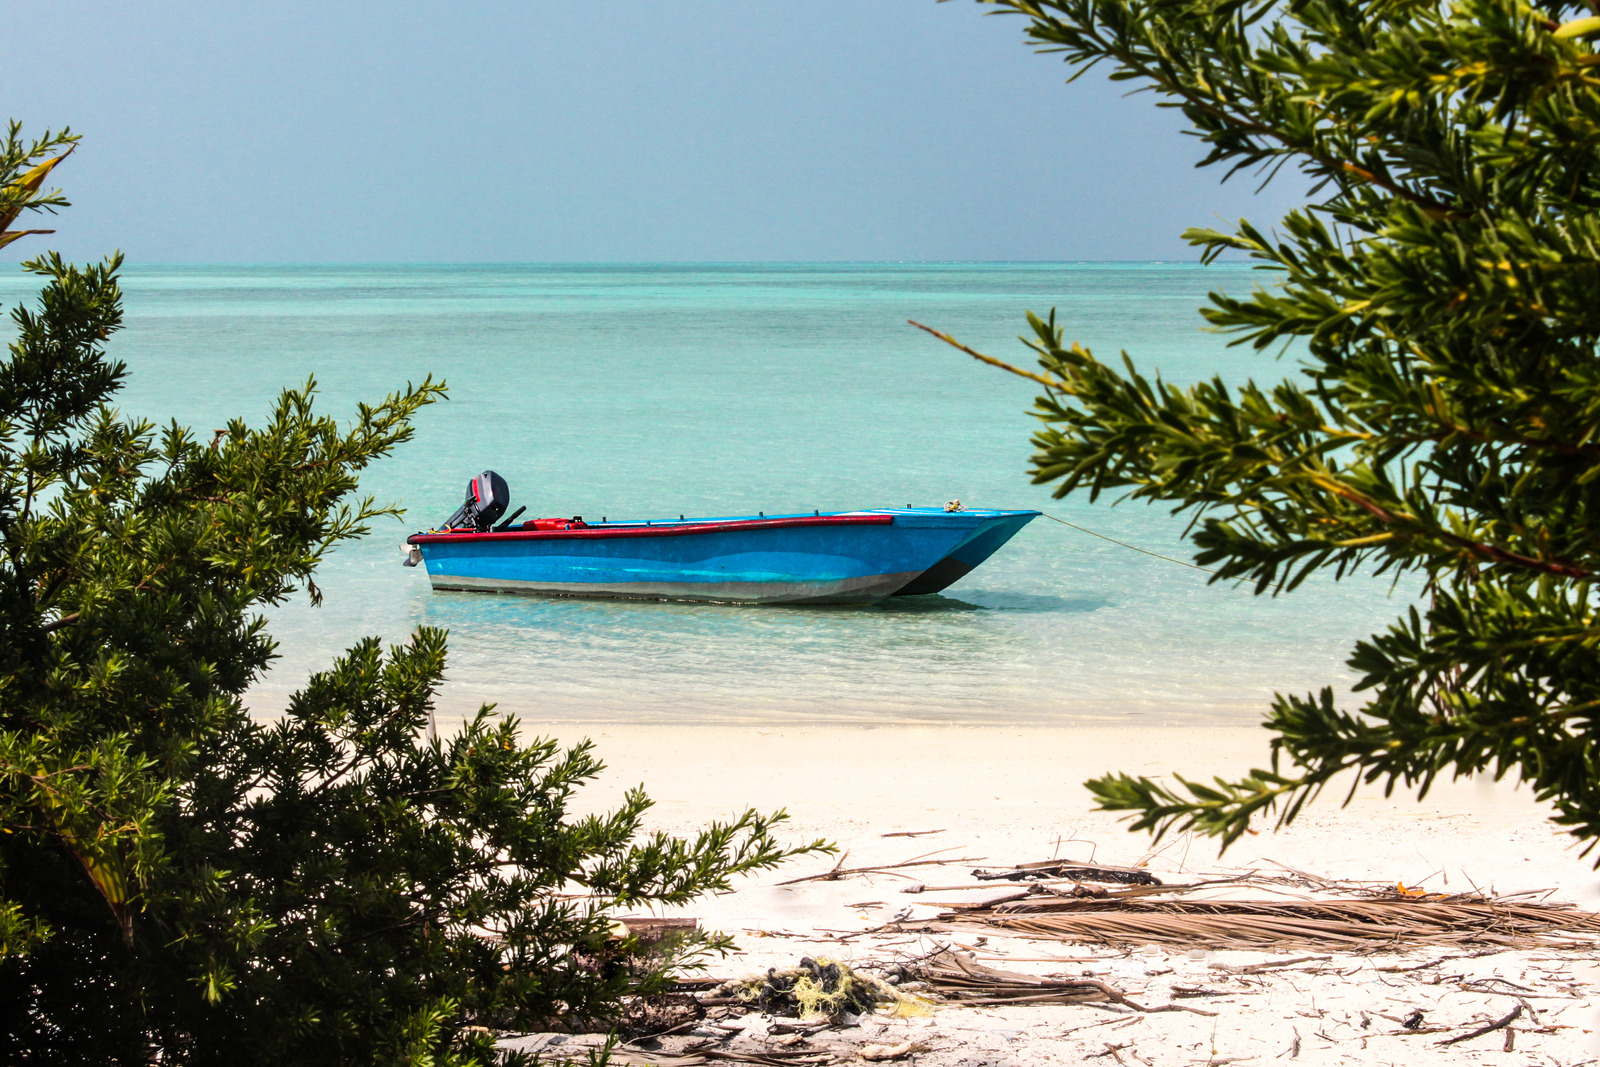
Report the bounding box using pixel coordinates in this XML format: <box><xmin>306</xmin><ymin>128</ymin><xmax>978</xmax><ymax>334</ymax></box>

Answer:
<box><xmin>949</xmin><ymin>0</ymin><xmax>1600</xmax><ymax>851</ymax></box>
<box><xmin>0</xmin><ymin>134</ymin><xmax>826</xmax><ymax>1063</ymax></box>
<box><xmin>0</xmin><ymin>122</ymin><xmax>75</xmax><ymax>252</ymax></box>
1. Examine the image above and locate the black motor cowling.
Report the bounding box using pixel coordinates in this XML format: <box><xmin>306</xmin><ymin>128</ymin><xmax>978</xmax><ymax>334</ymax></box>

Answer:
<box><xmin>441</xmin><ymin>470</ymin><xmax>510</xmax><ymax>531</ymax></box>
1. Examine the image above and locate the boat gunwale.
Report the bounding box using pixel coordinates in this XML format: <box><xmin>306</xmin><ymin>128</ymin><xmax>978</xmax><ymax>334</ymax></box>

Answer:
<box><xmin>406</xmin><ymin>513</ymin><xmax>895</xmax><ymax>546</ymax></box>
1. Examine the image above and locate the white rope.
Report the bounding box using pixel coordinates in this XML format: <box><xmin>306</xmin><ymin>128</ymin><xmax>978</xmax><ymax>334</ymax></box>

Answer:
<box><xmin>1040</xmin><ymin>511</ymin><xmax>1216</xmax><ymax>575</ymax></box>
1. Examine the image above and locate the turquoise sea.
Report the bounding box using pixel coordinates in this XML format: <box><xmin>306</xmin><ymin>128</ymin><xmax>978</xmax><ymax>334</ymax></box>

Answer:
<box><xmin>2</xmin><ymin>263</ymin><xmax>1410</xmax><ymax>724</ymax></box>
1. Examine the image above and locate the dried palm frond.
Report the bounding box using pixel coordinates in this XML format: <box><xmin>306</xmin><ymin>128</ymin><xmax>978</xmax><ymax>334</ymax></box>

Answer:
<box><xmin>899</xmin><ymin>949</ymin><xmax>1214</xmax><ymax>1016</ymax></box>
<box><xmin>911</xmin><ymin>892</ymin><xmax>1600</xmax><ymax>949</ymax></box>
<box><xmin>900</xmin><ymin>949</ymin><xmax>1124</xmax><ymax>1006</ymax></box>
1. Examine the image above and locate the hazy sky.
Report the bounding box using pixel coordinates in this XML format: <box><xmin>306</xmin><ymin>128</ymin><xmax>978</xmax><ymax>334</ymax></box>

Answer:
<box><xmin>6</xmin><ymin>1</ymin><xmax>1305</xmax><ymax>263</ymax></box>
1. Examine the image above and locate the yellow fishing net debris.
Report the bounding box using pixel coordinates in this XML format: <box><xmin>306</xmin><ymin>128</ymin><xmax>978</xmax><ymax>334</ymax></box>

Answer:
<box><xmin>723</xmin><ymin>957</ymin><xmax>931</xmax><ymax>1021</ymax></box>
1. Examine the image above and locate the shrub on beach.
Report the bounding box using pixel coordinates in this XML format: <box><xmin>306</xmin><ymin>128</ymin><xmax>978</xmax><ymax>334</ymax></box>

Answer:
<box><xmin>937</xmin><ymin>0</ymin><xmax>1600</xmax><ymax>851</ymax></box>
<box><xmin>0</xmin><ymin>127</ymin><xmax>824</xmax><ymax>1065</ymax></box>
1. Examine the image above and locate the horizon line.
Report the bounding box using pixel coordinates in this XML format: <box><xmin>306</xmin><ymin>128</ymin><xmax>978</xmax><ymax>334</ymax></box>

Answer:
<box><xmin>2</xmin><ymin>257</ymin><xmax>1251</xmax><ymax>270</ymax></box>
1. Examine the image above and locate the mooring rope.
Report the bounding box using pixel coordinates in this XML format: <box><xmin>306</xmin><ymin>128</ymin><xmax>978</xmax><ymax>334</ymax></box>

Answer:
<box><xmin>1040</xmin><ymin>511</ymin><xmax>1217</xmax><ymax>575</ymax></box>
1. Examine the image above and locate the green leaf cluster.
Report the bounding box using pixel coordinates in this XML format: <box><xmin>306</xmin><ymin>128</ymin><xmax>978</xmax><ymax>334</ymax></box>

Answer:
<box><xmin>0</xmin><ymin>134</ymin><xmax>827</xmax><ymax>1064</ymax></box>
<box><xmin>966</xmin><ymin>0</ymin><xmax>1600</xmax><ymax>851</ymax></box>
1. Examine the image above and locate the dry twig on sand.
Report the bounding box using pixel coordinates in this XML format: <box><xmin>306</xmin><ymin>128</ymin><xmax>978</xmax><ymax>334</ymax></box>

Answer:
<box><xmin>1228</xmin><ymin>955</ymin><xmax>1332</xmax><ymax>973</ymax></box>
<box><xmin>1437</xmin><ymin>1004</ymin><xmax>1523</xmax><ymax>1047</ymax></box>
<box><xmin>776</xmin><ymin>848</ymin><xmax>983</xmax><ymax>886</ymax></box>
<box><xmin>972</xmin><ymin>861</ymin><xmax>1161</xmax><ymax>886</ymax></box>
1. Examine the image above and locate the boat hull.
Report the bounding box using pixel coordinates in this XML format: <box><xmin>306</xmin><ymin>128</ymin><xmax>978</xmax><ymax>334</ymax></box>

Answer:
<box><xmin>426</xmin><ymin>569</ymin><xmax>923</xmax><ymax>604</ymax></box>
<box><xmin>407</xmin><ymin>509</ymin><xmax>1038</xmax><ymax>605</ymax></box>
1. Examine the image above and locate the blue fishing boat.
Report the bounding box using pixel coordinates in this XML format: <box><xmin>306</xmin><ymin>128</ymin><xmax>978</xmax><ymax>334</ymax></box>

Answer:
<box><xmin>403</xmin><ymin>471</ymin><xmax>1038</xmax><ymax>604</ymax></box>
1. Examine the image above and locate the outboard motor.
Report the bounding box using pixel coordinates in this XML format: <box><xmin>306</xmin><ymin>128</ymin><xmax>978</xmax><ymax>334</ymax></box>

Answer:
<box><xmin>440</xmin><ymin>470</ymin><xmax>511</xmax><ymax>531</ymax></box>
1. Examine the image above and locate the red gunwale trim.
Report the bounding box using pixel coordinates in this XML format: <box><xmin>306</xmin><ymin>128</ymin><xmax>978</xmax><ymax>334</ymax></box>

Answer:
<box><xmin>406</xmin><ymin>513</ymin><xmax>893</xmax><ymax>545</ymax></box>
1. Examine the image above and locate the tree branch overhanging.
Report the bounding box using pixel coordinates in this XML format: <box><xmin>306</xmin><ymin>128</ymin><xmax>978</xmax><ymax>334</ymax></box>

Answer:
<box><xmin>962</xmin><ymin>0</ymin><xmax>1600</xmax><ymax>856</ymax></box>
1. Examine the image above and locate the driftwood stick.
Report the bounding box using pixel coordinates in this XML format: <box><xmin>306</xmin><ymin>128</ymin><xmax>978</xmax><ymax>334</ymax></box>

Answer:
<box><xmin>1124</xmin><ymin>999</ymin><xmax>1218</xmax><ymax>1018</ymax></box>
<box><xmin>1375</xmin><ymin>950</ymin><xmax>1500</xmax><ymax>973</ymax></box>
<box><xmin>1231</xmin><ymin>955</ymin><xmax>1333</xmax><ymax>973</ymax></box>
<box><xmin>1436</xmin><ymin>1004</ymin><xmax>1522</xmax><ymax>1046</ymax></box>
<box><xmin>1060</xmin><ymin>1015</ymin><xmax>1146</xmax><ymax>1037</ymax></box>
<box><xmin>1033</xmin><ymin>974</ymin><xmax>1218</xmax><ymax>1018</ymax></box>
<box><xmin>776</xmin><ymin>855</ymin><xmax>984</xmax><ymax>886</ymax></box>
<box><xmin>1086</xmin><ymin>1042</ymin><xmax>1133</xmax><ymax>1062</ymax></box>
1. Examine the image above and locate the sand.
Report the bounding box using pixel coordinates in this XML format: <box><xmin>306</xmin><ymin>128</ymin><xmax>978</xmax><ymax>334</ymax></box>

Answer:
<box><xmin>495</xmin><ymin>722</ymin><xmax>1600</xmax><ymax>1065</ymax></box>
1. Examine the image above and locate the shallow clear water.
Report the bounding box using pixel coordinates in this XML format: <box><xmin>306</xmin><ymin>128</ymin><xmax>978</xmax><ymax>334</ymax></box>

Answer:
<box><xmin>0</xmin><ymin>263</ymin><xmax>1411</xmax><ymax>724</ymax></box>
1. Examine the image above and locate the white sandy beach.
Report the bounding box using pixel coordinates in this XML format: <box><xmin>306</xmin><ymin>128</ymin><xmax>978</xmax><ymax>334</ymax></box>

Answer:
<box><xmin>501</xmin><ymin>722</ymin><xmax>1600</xmax><ymax>1066</ymax></box>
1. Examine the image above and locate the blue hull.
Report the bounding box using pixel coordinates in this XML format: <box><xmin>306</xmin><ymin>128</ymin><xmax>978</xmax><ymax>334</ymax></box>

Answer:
<box><xmin>406</xmin><ymin>508</ymin><xmax>1038</xmax><ymax>604</ymax></box>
